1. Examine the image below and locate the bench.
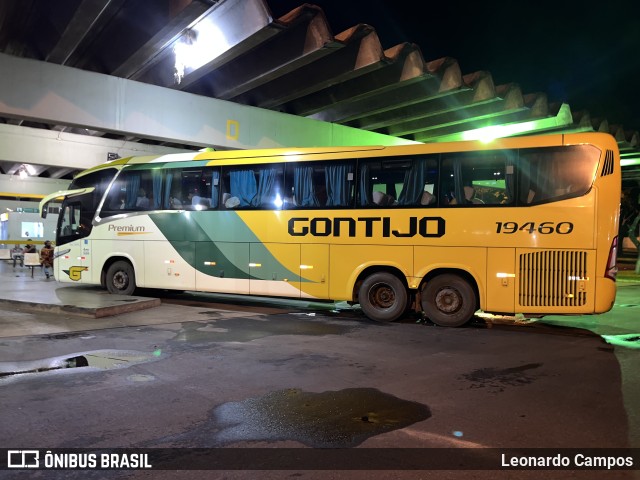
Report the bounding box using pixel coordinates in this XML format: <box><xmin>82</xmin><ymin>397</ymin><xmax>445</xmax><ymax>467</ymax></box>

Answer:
<box><xmin>24</xmin><ymin>252</ymin><xmax>41</xmax><ymax>278</ymax></box>
<box><xmin>0</xmin><ymin>249</ymin><xmax>11</xmax><ymax>261</ymax></box>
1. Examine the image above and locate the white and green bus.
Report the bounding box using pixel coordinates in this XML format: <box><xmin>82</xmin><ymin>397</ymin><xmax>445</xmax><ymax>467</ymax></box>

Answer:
<box><xmin>40</xmin><ymin>132</ymin><xmax>620</xmax><ymax>326</ymax></box>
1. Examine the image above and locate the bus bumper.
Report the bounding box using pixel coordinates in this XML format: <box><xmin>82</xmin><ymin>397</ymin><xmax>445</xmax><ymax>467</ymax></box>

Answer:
<box><xmin>594</xmin><ymin>277</ymin><xmax>617</xmax><ymax>313</ymax></box>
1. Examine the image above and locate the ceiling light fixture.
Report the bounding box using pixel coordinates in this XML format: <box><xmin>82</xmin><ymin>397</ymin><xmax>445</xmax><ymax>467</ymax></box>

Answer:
<box><xmin>16</xmin><ymin>164</ymin><xmax>36</xmax><ymax>179</ymax></box>
<box><xmin>173</xmin><ymin>23</ymin><xmax>228</xmax><ymax>84</ymax></box>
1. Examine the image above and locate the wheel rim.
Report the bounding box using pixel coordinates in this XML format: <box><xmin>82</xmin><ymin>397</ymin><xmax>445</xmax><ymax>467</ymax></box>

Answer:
<box><xmin>368</xmin><ymin>282</ymin><xmax>396</xmax><ymax>309</ymax></box>
<box><xmin>113</xmin><ymin>271</ymin><xmax>129</xmax><ymax>291</ymax></box>
<box><xmin>434</xmin><ymin>287</ymin><xmax>462</xmax><ymax>314</ymax></box>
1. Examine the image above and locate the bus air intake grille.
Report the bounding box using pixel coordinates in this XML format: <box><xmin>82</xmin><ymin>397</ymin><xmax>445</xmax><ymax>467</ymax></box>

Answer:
<box><xmin>518</xmin><ymin>250</ymin><xmax>587</xmax><ymax>307</ymax></box>
<box><xmin>601</xmin><ymin>150</ymin><xmax>614</xmax><ymax>176</ymax></box>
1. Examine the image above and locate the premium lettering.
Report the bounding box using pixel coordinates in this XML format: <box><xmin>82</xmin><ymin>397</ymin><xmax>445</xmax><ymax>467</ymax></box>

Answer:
<box><xmin>108</xmin><ymin>225</ymin><xmax>145</xmax><ymax>232</ymax></box>
<box><xmin>288</xmin><ymin>216</ymin><xmax>445</xmax><ymax>238</ymax></box>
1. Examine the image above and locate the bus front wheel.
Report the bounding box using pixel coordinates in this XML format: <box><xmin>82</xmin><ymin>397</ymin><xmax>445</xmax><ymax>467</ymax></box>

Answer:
<box><xmin>106</xmin><ymin>261</ymin><xmax>136</xmax><ymax>296</ymax></box>
<box><xmin>358</xmin><ymin>272</ymin><xmax>407</xmax><ymax>322</ymax></box>
<box><xmin>421</xmin><ymin>274</ymin><xmax>476</xmax><ymax>327</ymax></box>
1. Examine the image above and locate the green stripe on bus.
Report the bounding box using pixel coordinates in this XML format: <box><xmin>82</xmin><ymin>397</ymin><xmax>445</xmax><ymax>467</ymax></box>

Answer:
<box><xmin>150</xmin><ymin>212</ymin><xmax>305</xmax><ymax>282</ymax></box>
<box><xmin>127</xmin><ymin>160</ymin><xmax>210</xmax><ymax>170</ymax></box>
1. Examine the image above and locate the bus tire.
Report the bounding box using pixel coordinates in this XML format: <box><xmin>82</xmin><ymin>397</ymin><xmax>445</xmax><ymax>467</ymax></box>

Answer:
<box><xmin>106</xmin><ymin>261</ymin><xmax>136</xmax><ymax>296</ymax></box>
<box><xmin>358</xmin><ymin>272</ymin><xmax>407</xmax><ymax>322</ymax></box>
<box><xmin>421</xmin><ymin>274</ymin><xmax>476</xmax><ymax>327</ymax></box>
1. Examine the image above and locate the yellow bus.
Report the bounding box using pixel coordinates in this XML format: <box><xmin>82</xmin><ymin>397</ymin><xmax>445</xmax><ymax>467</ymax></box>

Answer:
<box><xmin>40</xmin><ymin>132</ymin><xmax>620</xmax><ymax>326</ymax></box>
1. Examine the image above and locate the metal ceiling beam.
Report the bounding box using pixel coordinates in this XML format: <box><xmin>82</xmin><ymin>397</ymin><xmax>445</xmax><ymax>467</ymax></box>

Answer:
<box><xmin>0</xmin><ymin>123</ymin><xmax>191</xmax><ymax>171</ymax></box>
<box><xmin>63</xmin><ymin>0</ymin><xmax>128</xmax><ymax>69</ymax></box>
<box><xmin>377</xmin><ymin>84</ymin><xmax>525</xmax><ymax>137</ymax></box>
<box><xmin>0</xmin><ymin>53</ymin><xmax>414</xmax><ymax>149</ymax></box>
<box><xmin>191</xmin><ymin>4</ymin><xmax>341</xmax><ymax>101</ymax></box>
<box><xmin>417</xmin><ymin>103</ymin><xmax>575</xmax><ymax>142</ymax></box>
<box><xmin>311</xmin><ymin>57</ymin><xmax>463</xmax><ymax>124</ymax></box>
<box><xmin>408</xmin><ymin>108</ymin><xmax>535</xmax><ymax>141</ymax></box>
<box><xmin>45</xmin><ymin>0</ymin><xmax>115</xmax><ymax>65</ymax></box>
<box><xmin>288</xmin><ymin>44</ymin><xmax>428</xmax><ymax>117</ymax></box>
<box><xmin>226</xmin><ymin>23</ymin><xmax>379</xmax><ymax>107</ymax></box>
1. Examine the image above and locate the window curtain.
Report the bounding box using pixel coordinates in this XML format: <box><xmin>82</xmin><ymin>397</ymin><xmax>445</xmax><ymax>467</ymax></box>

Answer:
<box><xmin>252</xmin><ymin>167</ymin><xmax>277</xmax><ymax>207</ymax></box>
<box><xmin>210</xmin><ymin>170</ymin><xmax>220</xmax><ymax>208</ymax></box>
<box><xmin>230</xmin><ymin>169</ymin><xmax>257</xmax><ymax>207</ymax></box>
<box><xmin>325</xmin><ymin>164</ymin><xmax>352</xmax><ymax>207</ymax></box>
<box><xmin>152</xmin><ymin>170</ymin><xmax>163</xmax><ymax>209</ymax></box>
<box><xmin>533</xmin><ymin>155</ymin><xmax>557</xmax><ymax>200</ymax></box>
<box><xmin>163</xmin><ymin>172</ymin><xmax>173</xmax><ymax>209</ymax></box>
<box><xmin>504</xmin><ymin>156</ymin><xmax>515</xmax><ymax>204</ymax></box>
<box><xmin>125</xmin><ymin>174</ymin><xmax>140</xmax><ymax>209</ymax></box>
<box><xmin>453</xmin><ymin>160</ymin><xmax>464</xmax><ymax>205</ymax></box>
<box><xmin>398</xmin><ymin>158</ymin><xmax>427</xmax><ymax>205</ymax></box>
<box><xmin>293</xmin><ymin>165</ymin><xmax>318</xmax><ymax>207</ymax></box>
<box><xmin>358</xmin><ymin>163</ymin><xmax>372</xmax><ymax>206</ymax></box>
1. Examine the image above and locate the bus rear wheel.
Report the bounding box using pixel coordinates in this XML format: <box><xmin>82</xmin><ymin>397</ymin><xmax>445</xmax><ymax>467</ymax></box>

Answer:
<box><xmin>106</xmin><ymin>261</ymin><xmax>136</xmax><ymax>296</ymax></box>
<box><xmin>358</xmin><ymin>272</ymin><xmax>407</xmax><ymax>322</ymax></box>
<box><xmin>421</xmin><ymin>274</ymin><xmax>476</xmax><ymax>327</ymax></box>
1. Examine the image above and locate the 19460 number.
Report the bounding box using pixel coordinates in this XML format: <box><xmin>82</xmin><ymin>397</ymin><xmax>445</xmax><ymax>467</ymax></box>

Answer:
<box><xmin>495</xmin><ymin>221</ymin><xmax>574</xmax><ymax>234</ymax></box>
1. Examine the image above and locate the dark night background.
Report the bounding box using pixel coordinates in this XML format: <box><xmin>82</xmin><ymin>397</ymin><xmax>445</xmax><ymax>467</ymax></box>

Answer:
<box><xmin>269</xmin><ymin>0</ymin><xmax>640</xmax><ymax>131</ymax></box>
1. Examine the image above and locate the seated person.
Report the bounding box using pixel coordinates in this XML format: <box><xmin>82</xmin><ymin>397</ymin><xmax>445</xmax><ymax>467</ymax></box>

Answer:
<box><xmin>527</xmin><ymin>189</ymin><xmax>536</xmax><ymax>204</ymax></box>
<box><xmin>420</xmin><ymin>191</ymin><xmax>435</xmax><ymax>205</ymax></box>
<box><xmin>224</xmin><ymin>195</ymin><xmax>240</xmax><ymax>209</ymax></box>
<box><xmin>11</xmin><ymin>244</ymin><xmax>24</xmax><ymax>268</ymax></box>
<box><xmin>188</xmin><ymin>189</ymin><xmax>210</xmax><ymax>207</ymax></box>
<box><xmin>372</xmin><ymin>191</ymin><xmax>396</xmax><ymax>206</ymax></box>
<box><xmin>136</xmin><ymin>188</ymin><xmax>150</xmax><ymax>208</ymax></box>
<box><xmin>23</xmin><ymin>240</ymin><xmax>36</xmax><ymax>254</ymax></box>
<box><xmin>464</xmin><ymin>186</ymin><xmax>484</xmax><ymax>204</ymax></box>
<box><xmin>450</xmin><ymin>186</ymin><xmax>483</xmax><ymax>205</ymax></box>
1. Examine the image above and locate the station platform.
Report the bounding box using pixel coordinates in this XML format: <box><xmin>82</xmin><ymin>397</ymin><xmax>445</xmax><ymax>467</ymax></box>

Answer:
<box><xmin>0</xmin><ymin>260</ymin><xmax>160</xmax><ymax>318</ymax></box>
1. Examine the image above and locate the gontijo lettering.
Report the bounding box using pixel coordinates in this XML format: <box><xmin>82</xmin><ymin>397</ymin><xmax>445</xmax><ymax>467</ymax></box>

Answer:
<box><xmin>288</xmin><ymin>216</ymin><xmax>445</xmax><ymax>238</ymax></box>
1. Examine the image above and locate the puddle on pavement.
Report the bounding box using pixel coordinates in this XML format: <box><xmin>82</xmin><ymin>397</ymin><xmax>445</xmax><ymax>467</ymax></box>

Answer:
<box><xmin>459</xmin><ymin>363</ymin><xmax>543</xmax><ymax>393</ymax></box>
<box><xmin>173</xmin><ymin>316</ymin><xmax>354</xmax><ymax>343</ymax></box>
<box><xmin>0</xmin><ymin>349</ymin><xmax>163</xmax><ymax>384</ymax></box>
<box><xmin>45</xmin><ymin>332</ymin><xmax>88</xmax><ymax>340</ymax></box>
<box><xmin>209</xmin><ymin>387</ymin><xmax>431</xmax><ymax>448</ymax></box>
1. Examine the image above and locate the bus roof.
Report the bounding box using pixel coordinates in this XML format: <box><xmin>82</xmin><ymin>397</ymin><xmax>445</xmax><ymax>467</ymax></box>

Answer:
<box><xmin>75</xmin><ymin>132</ymin><xmax>617</xmax><ymax>179</ymax></box>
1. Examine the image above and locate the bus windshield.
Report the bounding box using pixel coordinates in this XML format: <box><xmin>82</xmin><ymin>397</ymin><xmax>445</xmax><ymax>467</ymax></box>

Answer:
<box><xmin>56</xmin><ymin>168</ymin><xmax>118</xmax><ymax>246</ymax></box>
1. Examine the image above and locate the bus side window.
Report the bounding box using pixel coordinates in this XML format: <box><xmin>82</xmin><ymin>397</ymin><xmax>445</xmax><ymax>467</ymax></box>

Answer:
<box><xmin>179</xmin><ymin>168</ymin><xmax>212</xmax><ymax>210</ymax></box>
<box><xmin>518</xmin><ymin>146</ymin><xmax>598</xmax><ymax>205</ymax></box>
<box><xmin>324</xmin><ymin>162</ymin><xmax>353</xmax><ymax>207</ymax></box>
<box><xmin>222</xmin><ymin>166</ymin><xmax>284</xmax><ymax>209</ymax></box>
<box><xmin>287</xmin><ymin>161</ymin><xmax>354</xmax><ymax>209</ymax></box>
<box><xmin>221</xmin><ymin>167</ymin><xmax>254</xmax><ymax>208</ymax></box>
<box><xmin>442</xmin><ymin>152</ymin><xmax>513</xmax><ymax>206</ymax></box>
<box><xmin>396</xmin><ymin>157</ymin><xmax>436</xmax><ymax>206</ymax></box>
<box><xmin>254</xmin><ymin>165</ymin><xmax>284</xmax><ymax>208</ymax></box>
<box><xmin>360</xmin><ymin>157</ymin><xmax>437</xmax><ymax>208</ymax></box>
